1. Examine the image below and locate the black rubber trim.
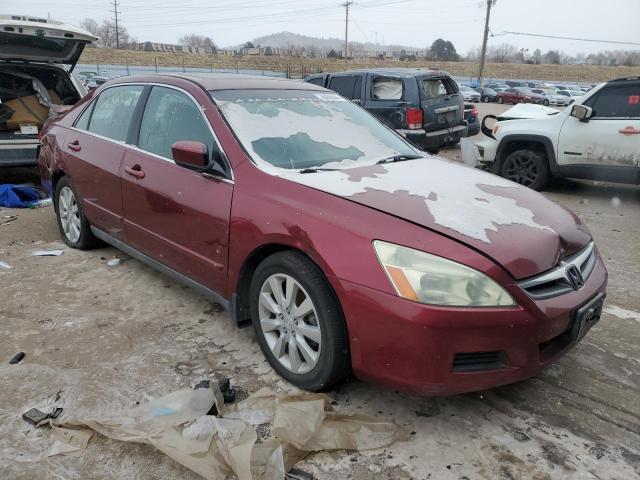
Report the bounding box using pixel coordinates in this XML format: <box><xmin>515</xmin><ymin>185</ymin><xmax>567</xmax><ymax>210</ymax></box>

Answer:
<box><xmin>496</xmin><ymin>134</ymin><xmax>559</xmax><ymax>175</ymax></box>
<box><xmin>90</xmin><ymin>226</ymin><xmax>230</xmax><ymax>310</ymax></box>
<box><xmin>126</xmin><ymin>85</ymin><xmax>152</xmax><ymax>145</ymax></box>
<box><xmin>480</xmin><ymin>114</ymin><xmax>498</xmax><ymax>139</ymax></box>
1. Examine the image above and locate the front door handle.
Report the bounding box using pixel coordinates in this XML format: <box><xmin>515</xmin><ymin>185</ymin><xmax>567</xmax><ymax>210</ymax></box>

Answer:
<box><xmin>619</xmin><ymin>126</ymin><xmax>640</xmax><ymax>135</ymax></box>
<box><xmin>124</xmin><ymin>164</ymin><xmax>145</xmax><ymax>179</ymax></box>
<box><xmin>67</xmin><ymin>140</ymin><xmax>81</xmax><ymax>152</ymax></box>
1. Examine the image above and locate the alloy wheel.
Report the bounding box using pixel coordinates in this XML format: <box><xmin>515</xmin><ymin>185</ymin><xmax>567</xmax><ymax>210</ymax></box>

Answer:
<box><xmin>503</xmin><ymin>153</ymin><xmax>539</xmax><ymax>188</ymax></box>
<box><xmin>58</xmin><ymin>186</ymin><xmax>81</xmax><ymax>243</ymax></box>
<box><xmin>258</xmin><ymin>273</ymin><xmax>321</xmax><ymax>375</ymax></box>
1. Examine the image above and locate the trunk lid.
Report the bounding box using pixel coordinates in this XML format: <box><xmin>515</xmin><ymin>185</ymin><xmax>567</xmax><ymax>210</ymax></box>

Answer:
<box><xmin>0</xmin><ymin>15</ymin><xmax>97</xmax><ymax>70</ymax></box>
<box><xmin>285</xmin><ymin>158</ymin><xmax>591</xmax><ymax>279</ymax></box>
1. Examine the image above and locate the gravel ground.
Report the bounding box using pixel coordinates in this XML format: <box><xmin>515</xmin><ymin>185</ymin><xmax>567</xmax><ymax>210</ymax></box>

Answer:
<box><xmin>0</xmin><ymin>103</ymin><xmax>639</xmax><ymax>479</ymax></box>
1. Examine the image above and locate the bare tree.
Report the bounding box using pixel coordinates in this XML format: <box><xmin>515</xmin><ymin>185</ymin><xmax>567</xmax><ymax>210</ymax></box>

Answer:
<box><xmin>487</xmin><ymin>43</ymin><xmax>519</xmax><ymax>63</ymax></box>
<box><xmin>80</xmin><ymin>18</ymin><xmax>131</xmax><ymax>48</ymax></box>
<box><xmin>179</xmin><ymin>34</ymin><xmax>216</xmax><ymax>50</ymax></box>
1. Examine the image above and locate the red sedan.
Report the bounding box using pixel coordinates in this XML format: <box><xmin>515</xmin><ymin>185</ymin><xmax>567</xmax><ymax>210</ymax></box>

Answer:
<box><xmin>496</xmin><ymin>87</ymin><xmax>535</xmax><ymax>104</ymax></box>
<box><xmin>38</xmin><ymin>74</ymin><xmax>607</xmax><ymax>396</ymax></box>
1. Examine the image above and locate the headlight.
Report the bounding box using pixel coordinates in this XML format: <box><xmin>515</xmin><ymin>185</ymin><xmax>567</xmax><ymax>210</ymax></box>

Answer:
<box><xmin>373</xmin><ymin>241</ymin><xmax>515</xmax><ymax>307</ymax></box>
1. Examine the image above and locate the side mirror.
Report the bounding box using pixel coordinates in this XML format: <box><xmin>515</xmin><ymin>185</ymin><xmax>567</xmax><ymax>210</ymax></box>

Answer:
<box><xmin>172</xmin><ymin>141</ymin><xmax>209</xmax><ymax>170</ymax></box>
<box><xmin>570</xmin><ymin>104</ymin><xmax>592</xmax><ymax>122</ymax></box>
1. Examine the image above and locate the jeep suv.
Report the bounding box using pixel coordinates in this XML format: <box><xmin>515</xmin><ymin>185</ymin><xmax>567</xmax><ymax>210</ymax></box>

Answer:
<box><xmin>305</xmin><ymin>68</ymin><xmax>466</xmax><ymax>153</ymax></box>
<box><xmin>0</xmin><ymin>15</ymin><xmax>96</xmax><ymax>166</ymax></box>
<box><xmin>463</xmin><ymin>76</ymin><xmax>640</xmax><ymax>190</ymax></box>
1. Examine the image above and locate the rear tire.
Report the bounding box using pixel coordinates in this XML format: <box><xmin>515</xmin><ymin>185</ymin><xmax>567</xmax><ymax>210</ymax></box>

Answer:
<box><xmin>54</xmin><ymin>176</ymin><xmax>100</xmax><ymax>249</ymax></box>
<box><xmin>249</xmin><ymin>251</ymin><xmax>350</xmax><ymax>391</ymax></box>
<box><xmin>500</xmin><ymin>149</ymin><xmax>550</xmax><ymax>191</ymax></box>
<box><xmin>483</xmin><ymin>96</ymin><xmax>490</xmax><ymax>103</ymax></box>
<box><xmin>543</xmin><ymin>99</ymin><xmax>550</xmax><ymax>106</ymax></box>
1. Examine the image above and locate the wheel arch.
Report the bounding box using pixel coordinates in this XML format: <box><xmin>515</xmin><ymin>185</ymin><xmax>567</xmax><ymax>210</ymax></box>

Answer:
<box><xmin>496</xmin><ymin>134</ymin><xmax>559</xmax><ymax>176</ymax></box>
<box><xmin>230</xmin><ymin>243</ymin><xmax>344</xmax><ymax>328</ymax></box>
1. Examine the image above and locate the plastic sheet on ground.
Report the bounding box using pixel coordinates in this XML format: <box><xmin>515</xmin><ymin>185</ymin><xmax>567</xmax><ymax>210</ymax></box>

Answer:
<box><xmin>49</xmin><ymin>385</ymin><xmax>407</xmax><ymax>480</ymax></box>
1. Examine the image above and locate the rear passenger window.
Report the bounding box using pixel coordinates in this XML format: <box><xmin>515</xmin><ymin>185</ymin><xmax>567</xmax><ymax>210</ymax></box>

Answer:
<box><xmin>372</xmin><ymin>77</ymin><xmax>403</xmax><ymax>100</ymax></box>
<box><xmin>74</xmin><ymin>102</ymin><xmax>94</xmax><ymax>130</ymax></box>
<box><xmin>421</xmin><ymin>78</ymin><xmax>455</xmax><ymax>98</ymax></box>
<box><xmin>587</xmin><ymin>85</ymin><xmax>640</xmax><ymax>118</ymax></box>
<box><xmin>329</xmin><ymin>76</ymin><xmax>359</xmax><ymax>99</ymax></box>
<box><xmin>88</xmin><ymin>85</ymin><xmax>144</xmax><ymax>142</ymax></box>
<box><xmin>138</xmin><ymin>86</ymin><xmax>218</xmax><ymax>161</ymax></box>
<box><xmin>306</xmin><ymin>77</ymin><xmax>325</xmax><ymax>86</ymax></box>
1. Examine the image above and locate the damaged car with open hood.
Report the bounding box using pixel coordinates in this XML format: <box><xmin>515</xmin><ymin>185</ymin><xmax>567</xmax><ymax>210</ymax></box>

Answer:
<box><xmin>463</xmin><ymin>76</ymin><xmax>640</xmax><ymax>190</ymax></box>
<box><xmin>38</xmin><ymin>74</ymin><xmax>607</xmax><ymax>396</ymax></box>
<box><xmin>0</xmin><ymin>14</ymin><xmax>96</xmax><ymax>166</ymax></box>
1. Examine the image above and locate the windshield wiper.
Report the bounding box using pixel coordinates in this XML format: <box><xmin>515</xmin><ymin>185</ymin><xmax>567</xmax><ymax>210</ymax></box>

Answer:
<box><xmin>376</xmin><ymin>154</ymin><xmax>424</xmax><ymax>165</ymax></box>
<box><xmin>299</xmin><ymin>167</ymin><xmax>341</xmax><ymax>174</ymax></box>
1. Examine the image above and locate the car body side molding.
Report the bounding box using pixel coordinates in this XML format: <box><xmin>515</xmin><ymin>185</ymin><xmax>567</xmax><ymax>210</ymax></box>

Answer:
<box><xmin>91</xmin><ymin>226</ymin><xmax>230</xmax><ymax>311</ymax></box>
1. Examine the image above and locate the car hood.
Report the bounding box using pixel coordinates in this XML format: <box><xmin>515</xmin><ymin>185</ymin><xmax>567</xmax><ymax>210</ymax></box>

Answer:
<box><xmin>498</xmin><ymin>103</ymin><xmax>560</xmax><ymax>120</ymax></box>
<box><xmin>0</xmin><ymin>16</ymin><xmax>97</xmax><ymax>68</ymax></box>
<box><xmin>282</xmin><ymin>157</ymin><xmax>591</xmax><ymax>279</ymax></box>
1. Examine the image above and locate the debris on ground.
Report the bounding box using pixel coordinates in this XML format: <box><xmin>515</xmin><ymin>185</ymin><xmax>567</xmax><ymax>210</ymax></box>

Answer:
<box><xmin>23</xmin><ymin>406</ymin><xmax>63</xmax><ymax>427</ymax></box>
<box><xmin>9</xmin><ymin>351</ymin><xmax>25</xmax><ymax>364</ymax></box>
<box><xmin>28</xmin><ymin>198</ymin><xmax>53</xmax><ymax>208</ymax></box>
<box><xmin>32</xmin><ymin>249</ymin><xmax>64</xmax><ymax>256</ymax></box>
<box><xmin>286</xmin><ymin>467</ymin><xmax>315</xmax><ymax>480</ymax></box>
<box><xmin>106</xmin><ymin>256</ymin><xmax>131</xmax><ymax>266</ymax></box>
<box><xmin>49</xmin><ymin>383</ymin><xmax>407</xmax><ymax>480</ymax></box>
<box><xmin>1</xmin><ymin>214</ymin><xmax>18</xmax><ymax>225</ymax></box>
<box><xmin>0</xmin><ymin>261</ymin><xmax>12</xmax><ymax>269</ymax></box>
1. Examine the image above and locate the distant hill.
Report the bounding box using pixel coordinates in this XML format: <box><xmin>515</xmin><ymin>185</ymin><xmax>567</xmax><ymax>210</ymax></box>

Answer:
<box><xmin>228</xmin><ymin>31</ymin><xmax>417</xmax><ymax>53</ymax></box>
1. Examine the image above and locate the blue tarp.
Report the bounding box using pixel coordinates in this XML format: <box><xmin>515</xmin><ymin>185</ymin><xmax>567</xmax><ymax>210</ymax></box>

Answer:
<box><xmin>0</xmin><ymin>184</ymin><xmax>42</xmax><ymax>208</ymax></box>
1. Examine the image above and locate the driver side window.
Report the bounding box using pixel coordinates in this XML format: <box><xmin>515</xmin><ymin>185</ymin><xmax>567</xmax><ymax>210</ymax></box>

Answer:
<box><xmin>586</xmin><ymin>85</ymin><xmax>640</xmax><ymax>118</ymax></box>
<box><xmin>137</xmin><ymin>86</ymin><xmax>220</xmax><ymax>161</ymax></box>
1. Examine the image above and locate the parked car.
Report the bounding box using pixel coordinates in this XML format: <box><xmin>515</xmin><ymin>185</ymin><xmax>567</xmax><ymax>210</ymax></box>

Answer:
<box><xmin>459</xmin><ymin>85</ymin><xmax>481</xmax><ymax>103</ymax></box>
<box><xmin>495</xmin><ymin>88</ymin><xmax>534</xmax><ymax>104</ymax></box>
<box><xmin>38</xmin><ymin>74</ymin><xmax>607</xmax><ymax>396</ymax></box>
<box><xmin>531</xmin><ymin>88</ymin><xmax>569</xmax><ymax>106</ymax></box>
<box><xmin>464</xmin><ymin>76</ymin><xmax>640</xmax><ymax>191</ymax></box>
<box><xmin>555</xmin><ymin>89</ymin><xmax>585</xmax><ymax>104</ymax></box>
<box><xmin>485</xmin><ymin>82</ymin><xmax>508</xmax><ymax>91</ymax></box>
<box><xmin>478</xmin><ymin>87</ymin><xmax>498</xmax><ymax>103</ymax></box>
<box><xmin>514</xmin><ymin>87</ymin><xmax>547</xmax><ymax>105</ymax></box>
<box><xmin>304</xmin><ymin>68</ymin><xmax>467</xmax><ymax>153</ymax></box>
<box><xmin>0</xmin><ymin>15</ymin><xmax>96</xmax><ymax>166</ymax></box>
<box><xmin>505</xmin><ymin>80</ymin><xmax>526</xmax><ymax>87</ymax></box>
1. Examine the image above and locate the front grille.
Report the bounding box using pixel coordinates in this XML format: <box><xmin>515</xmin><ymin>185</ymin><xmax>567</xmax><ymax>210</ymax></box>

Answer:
<box><xmin>452</xmin><ymin>351</ymin><xmax>507</xmax><ymax>372</ymax></box>
<box><xmin>518</xmin><ymin>242</ymin><xmax>596</xmax><ymax>300</ymax></box>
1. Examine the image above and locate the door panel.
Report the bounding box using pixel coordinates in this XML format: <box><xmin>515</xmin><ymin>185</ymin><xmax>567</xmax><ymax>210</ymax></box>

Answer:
<box><xmin>364</xmin><ymin>75</ymin><xmax>407</xmax><ymax>129</ymax></box>
<box><xmin>121</xmin><ymin>149</ymin><xmax>232</xmax><ymax>293</ymax></box>
<box><xmin>120</xmin><ymin>85</ymin><xmax>233</xmax><ymax>294</ymax></box>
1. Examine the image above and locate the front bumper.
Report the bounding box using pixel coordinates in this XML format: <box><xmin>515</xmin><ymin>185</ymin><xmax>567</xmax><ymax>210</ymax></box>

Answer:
<box><xmin>399</xmin><ymin>124</ymin><xmax>467</xmax><ymax>151</ymax></box>
<box><xmin>331</xmin><ymin>252</ymin><xmax>607</xmax><ymax>396</ymax></box>
<box><xmin>460</xmin><ymin>135</ymin><xmax>498</xmax><ymax>168</ymax></box>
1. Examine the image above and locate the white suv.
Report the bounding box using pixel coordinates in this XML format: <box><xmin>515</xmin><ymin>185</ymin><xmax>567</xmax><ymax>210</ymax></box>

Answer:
<box><xmin>0</xmin><ymin>15</ymin><xmax>96</xmax><ymax>166</ymax></box>
<box><xmin>463</xmin><ymin>77</ymin><xmax>640</xmax><ymax>190</ymax></box>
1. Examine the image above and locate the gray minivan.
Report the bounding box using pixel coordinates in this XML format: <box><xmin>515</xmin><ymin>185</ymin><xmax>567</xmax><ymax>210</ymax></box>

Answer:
<box><xmin>0</xmin><ymin>14</ymin><xmax>96</xmax><ymax>166</ymax></box>
<box><xmin>305</xmin><ymin>68</ymin><xmax>466</xmax><ymax>153</ymax></box>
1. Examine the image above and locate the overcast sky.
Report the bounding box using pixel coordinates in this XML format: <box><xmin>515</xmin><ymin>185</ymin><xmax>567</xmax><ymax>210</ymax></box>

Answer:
<box><xmin>6</xmin><ymin>0</ymin><xmax>640</xmax><ymax>55</ymax></box>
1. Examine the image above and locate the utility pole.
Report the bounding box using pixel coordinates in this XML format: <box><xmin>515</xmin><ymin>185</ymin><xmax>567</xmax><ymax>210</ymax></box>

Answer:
<box><xmin>342</xmin><ymin>1</ymin><xmax>352</xmax><ymax>68</ymax></box>
<box><xmin>477</xmin><ymin>0</ymin><xmax>495</xmax><ymax>85</ymax></box>
<box><xmin>111</xmin><ymin>0</ymin><xmax>122</xmax><ymax>49</ymax></box>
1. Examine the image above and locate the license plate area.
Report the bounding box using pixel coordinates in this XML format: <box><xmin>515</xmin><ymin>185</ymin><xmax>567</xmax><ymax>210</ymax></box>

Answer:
<box><xmin>571</xmin><ymin>292</ymin><xmax>605</xmax><ymax>342</ymax></box>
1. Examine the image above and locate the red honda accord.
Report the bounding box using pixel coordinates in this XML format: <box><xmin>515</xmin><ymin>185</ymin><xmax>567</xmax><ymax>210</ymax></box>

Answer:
<box><xmin>38</xmin><ymin>74</ymin><xmax>607</xmax><ymax>396</ymax></box>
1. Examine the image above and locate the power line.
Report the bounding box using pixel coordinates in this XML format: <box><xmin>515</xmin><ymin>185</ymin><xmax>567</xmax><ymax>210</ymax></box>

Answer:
<box><xmin>477</xmin><ymin>0</ymin><xmax>495</xmax><ymax>85</ymax></box>
<box><xmin>492</xmin><ymin>31</ymin><xmax>640</xmax><ymax>47</ymax></box>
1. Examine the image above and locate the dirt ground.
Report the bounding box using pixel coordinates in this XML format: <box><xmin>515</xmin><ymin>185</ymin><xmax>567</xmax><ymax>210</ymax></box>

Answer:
<box><xmin>1</xmin><ymin>103</ymin><xmax>639</xmax><ymax>479</ymax></box>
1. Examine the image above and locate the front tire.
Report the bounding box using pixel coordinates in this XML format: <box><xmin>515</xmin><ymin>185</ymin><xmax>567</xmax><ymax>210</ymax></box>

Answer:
<box><xmin>54</xmin><ymin>177</ymin><xmax>100</xmax><ymax>249</ymax></box>
<box><xmin>500</xmin><ymin>149</ymin><xmax>550</xmax><ymax>191</ymax></box>
<box><xmin>250</xmin><ymin>251</ymin><xmax>350</xmax><ymax>391</ymax></box>
<box><xmin>543</xmin><ymin>99</ymin><xmax>550</xmax><ymax>106</ymax></box>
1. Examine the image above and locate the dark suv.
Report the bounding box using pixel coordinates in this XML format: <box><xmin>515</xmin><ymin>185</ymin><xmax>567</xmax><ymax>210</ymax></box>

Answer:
<box><xmin>305</xmin><ymin>68</ymin><xmax>466</xmax><ymax>153</ymax></box>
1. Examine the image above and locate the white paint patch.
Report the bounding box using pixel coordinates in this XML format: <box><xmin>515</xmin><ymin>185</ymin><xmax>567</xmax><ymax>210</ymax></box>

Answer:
<box><xmin>285</xmin><ymin>159</ymin><xmax>555</xmax><ymax>243</ymax></box>
<box><xmin>604</xmin><ymin>305</ymin><xmax>640</xmax><ymax>322</ymax></box>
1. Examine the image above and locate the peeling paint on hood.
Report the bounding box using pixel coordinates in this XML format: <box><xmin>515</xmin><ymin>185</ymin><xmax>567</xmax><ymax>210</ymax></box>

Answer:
<box><xmin>281</xmin><ymin>157</ymin><xmax>591</xmax><ymax>279</ymax></box>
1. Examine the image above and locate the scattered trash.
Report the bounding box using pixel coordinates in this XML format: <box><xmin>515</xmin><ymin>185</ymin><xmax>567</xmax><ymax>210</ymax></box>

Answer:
<box><xmin>611</xmin><ymin>196</ymin><xmax>621</xmax><ymax>208</ymax></box>
<box><xmin>0</xmin><ymin>261</ymin><xmax>12</xmax><ymax>269</ymax></box>
<box><xmin>29</xmin><ymin>198</ymin><xmax>53</xmax><ymax>208</ymax></box>
<box><xmin>32</xmin><ymin>250</ymin><xmax>64</xmax><ymax>257</ymax></box>
<box><xmin>23</xmin><ymin>408</ymin><xmax>51</xmax><ymax>427</ymax></box>
<box><xmin>9</xmin><ymin>351</ymin><xmax>25</xmax><ymax>364</ymax></box>
<box><xmin>106</xmin><ymin>257</ymin><xmax>130</xmax><ymax>266</ymax></box>
<box><xmin>1</xmin><ymin>214</ymin><xmax>18</xmax><ymax>226</ymax></box>
<box><xmin>49</xmin><ymin>383</ymin><xmax>407</xmax><ymax>480</ymax></box>
<box><xmin>0</xmin><ymin>184</ymin><xmax>40</xmax><ymax>208</ymax></box>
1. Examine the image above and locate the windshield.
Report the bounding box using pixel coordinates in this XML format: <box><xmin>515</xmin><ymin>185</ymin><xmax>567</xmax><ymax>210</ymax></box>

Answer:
<box><xmin>211</xmin><ymin>89</ymin><xmax>418</xmax><ymax>171</ymax></box>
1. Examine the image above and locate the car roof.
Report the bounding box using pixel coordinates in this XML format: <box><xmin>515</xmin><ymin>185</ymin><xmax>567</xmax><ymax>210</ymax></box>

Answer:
<box><xmin>106</xmin><ymin>73</ymin><xmax>327</xmax><ymax>91</ymax></box>
<box><xmin>329</xmin><ymin>67</ymin><xmax>450</xmax><ymax>78</ymax></box>
<box><xmin>609</xmin><ymin>76</ymin><xmax>640</xmax><ymax>83</ymax></box>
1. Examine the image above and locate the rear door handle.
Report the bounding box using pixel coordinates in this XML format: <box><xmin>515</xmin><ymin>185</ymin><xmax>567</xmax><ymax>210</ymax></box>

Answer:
<box><xmin>124</xmin><ymin>164</ymin><xmax>145</xmax><ymax>179</ymax></box>
<box><xmin>619</xmin><ymin>126</ymin><xmax>640</xmax><ymax>135</ymax></box>
<box><xmin>67</xmin><ymin>140</ymin><xmax>81</xmax><ymax>152</ymax></box>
